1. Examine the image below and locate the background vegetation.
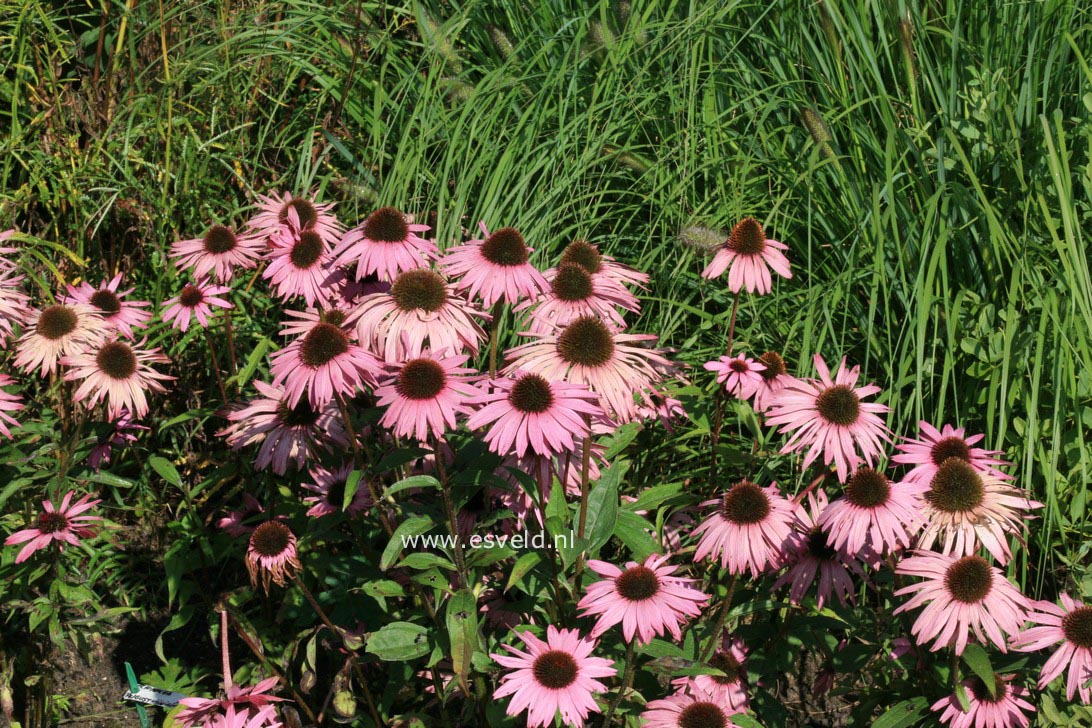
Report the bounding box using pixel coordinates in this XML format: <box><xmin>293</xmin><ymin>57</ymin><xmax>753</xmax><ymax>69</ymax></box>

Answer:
<box><xmin>2</xmin><ymin>0</ymin><xmax>1090</xmax><ymax>724</ymax></box>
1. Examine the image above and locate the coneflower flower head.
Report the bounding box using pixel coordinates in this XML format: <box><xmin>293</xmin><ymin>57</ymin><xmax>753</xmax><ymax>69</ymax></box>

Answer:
<box><xmin>751</xmin><ymin>350</ymin><xmax>791</xmax><ymax>412</ymax></box>
<box><xmin>931</xmin><ymin>673</ymin><xmax>1034</xmax><ymax>728</ymax></box>
<box><xmin>332</xmin><ymin>206</ymin><xmax>436</xmax><ymax>282</ymax></box>
<box><xmin>14</xmin><ymin>303</ymin><xmax>106</xmax><ymax>376</ymax></box>
<box><xmin>818</xmin><ymin>466</ymin><xmax>924</xmax><ymax>556</ymax></box>
<box><xmin>246</xmin><ymin>520</ymin><xmax>301</xmax><ymax>591</ymax></box>
<box><xmin>918</xmin><ymin>456</ymin><xmax>1040</xmax><ymax>565</ymax></box>
<box><xmin>1013</xmin><ymin>593</ymin><xmax>1092</xmax><ymax>703</ymax></box>
<box><xmin>441</xmin><ymin>223</ymin><xmax>548</xmax><ymax>308</ymax></box>
<box><xmin>692</xmin><ymin>480</ymin><xmax>799</xmax><ymax>576</ymax></box>
<box><xmin>701</xmin><ymin>217</ymin><xmax>792</xmax><ymax>294</ymax></box>
<box><xmin>171</xmin><ymin>224</ymin><xmax>265</xmax><ymax>282</ymax></box>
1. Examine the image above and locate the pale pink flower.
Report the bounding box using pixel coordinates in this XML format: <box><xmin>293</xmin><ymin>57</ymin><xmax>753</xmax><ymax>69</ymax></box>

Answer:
<box><xmin>217</xmin><ymin>494</ymin><xmax>265</xmax><ymax>537</ymax></box>
<box><xmin>277</xmin><ymin>307</ymin><xmax>357</xmax><ymax>338</ymax></box>
<box><xmin>557</xmin><ymin>239</ymin><xmax>648</xmax><ymax>305</ymax></box>
<box><xmin>931</xmin><ymin>674</ymin><xmax>1034</xmax><ymax>728</ymax></box>
<box><xmin>491</xmin><ymin>625</ymin><xmax>615</xmax><ymax>728</ymax></box>
<box><xmin>218</xmin><ymin>380</ymin><xmax>349</xmax><ymax>474</ymax></box>
<box><xmin>331</xmin><ymin>206</ymin><xmax>436</xmax><ymax>281</ymax></box>
<box><xmin>170</xmin><ymin>224</ymin><xmax>265</xmax><ymax>282</ymax></box>
<box><xmin>269</xmin><ymin>321</ymin><xmax>382</xmax><ymax>408</ymax></box>
<box><xmin>701</xmin><ymin>217</ymin><xmax>792</xmax><ymax>294</ymax></box>
<box><xmin>175</xmin><ymin>677</ymin><xmax>285</xmax><ymax>728</ymax></box>
<box><xmin>207</xmin><ymin>704</ymin><xmax>283</xmax><ymax>728</ymax></box>
<box><xmin>441</xmin><ymin>222</ymin><xmax>548</xmax><ymax>307</ymax></box>
<box><xmin>248</xmin><ymin>191</ymin><xmax>342</xmax><ymax>248</ymax></box>
<box><xmin>61</xmin><ymin>337</ymin><xmax>173</xmax><ymax>418</ymax></box>
<box><xmin>817</xmin><ymin>466</ymin><xmax>924</xmax><ymax>556</ymax></box>
<box><xmin>519</xmin><ymin>263</ymin><xmax>636</xmax><ymax>334</ymax></box>
<box><xmin>640</xmin><ymin>688</ymin><xmax>743</xmax><ymax>726</ymax></box>
<box><xmin>374</xmin><ymin>353</ymin><xmax>478</xmax><ymax>442</ymax></box>
<box><xmin>301</xmin><ymin>463</ymin><xmax>371</xmax><ymax>518</ymax></box>
<box><xmin>503</xmin><ymin>315</ymin><xmax>676</xmax><ymax>423</ymax></box>
<box><xmin>0</xmin><ymin>266</ymin><xmax>31</xmax><ymax>347</ymax></box>
<box><xmin>352</xmin><ymin>268</ymin><xmax>488</xmax><ymax>362</ymax></box>
<box><xmin>4</xmin><ymin>493</ymin><xmax>103</xmax><ymax>563</ymax></box>
<box><xmin>693</xmin><ymin>480</ymin><xmax>799</xmax><ymax>576</ymax></box>
<box><xmin>0</xmin><ymin>374</ymin><xmax>24</xmax><ymax>440</ymax></box>
<box><xmin>765</xmin><ymin>354</ymin><xmax>891</xmax><ymax>482</ymax></box>
<box><xmin>246</xmin><ymin>521</ymin><xmax>301</xmax><ymax>591</ymax></box>
<box><xmin>263</xmin><ymin>213</ymin><xmax>334</xmax><ymax>306</ymax></box>
<box><xmin>894</xmin><ymin>551</ymin><xmax>1029</xmax><ymax>655</ymax></box>
<box><xmin>893</xmin><ymin>421</ymin><xmax>1012</xmax><ymax>484</ymax></box>
<box><xmin>1013</xmin><ymin>593</ymin><xmax>1092</xmax><ymax>703</ymax></box>
<box><xmin>62</xmin><ymin>273</ymin><xmax>152</xmax><ymax>339</ymax></box>
<box><xmin>772</xmin><ymin>489</ymin><xmax>866</xmax><ymax>609</ymax></box>
<box><xmin>87</xmin><ymin>409</ymin><xmax>148</xmax><ymax>469</ymax></box>
<box><xmin>751</xmin><ymin>350</ymin><xmax>791</xmax><ymax>413</ymax></box>
<box><xmin>161</xmin><ymin>281</ymin><xmax>232</xmax><ymax>332</ymax></box>
<box><xmin>14</xmin><ymin>303</ymin><xmax>105</xmax><ymax>376</ymax></box>
<box><xmin>670</xmin><ymin>634</ymin><xmax>750</xmax><ymax>712</ymax></box>
<box><xmin>704</xmin><ymin>353</ymin><xmax>765</xmax><ymax>399</ymax></box>
<box><xmin>918</xmin><ymin>457</ymin><xmax>1041</xmax><ymax>565</ymax></box>
<box><xmin>466</xmin><ymin>372</ymin><xmax>604</xmax><ymax>458</ymax></box>
<box><xmin>578</xmin><ymin>553</ymin><xmax>709</xmax><ymax>645</ymax></box>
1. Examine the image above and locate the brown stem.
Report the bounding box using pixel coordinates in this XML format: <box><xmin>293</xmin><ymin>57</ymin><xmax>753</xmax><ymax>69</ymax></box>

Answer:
<box><xmin>573</xmin><ymin>426</ymin><xmax>593</xmax><ymax>592</ymax></box>
<box><xmin>223</xmin><ymin>311</ymin><xmax>239</xmax><ymax>377</ymax></box>
<box><xmin>700</xmin><ymin>575</ymin><xmax>737</xmax><ymax>662</ymax></box>
<box><xmin>203</xmin><ymin>328</ymin><xmax>230</xmax><ymax>405</ymax></box>
<box><xmin>220</xmin><ymin>609</ymin><xmax>233</xmax><ymax>692</ymax></box>
<box><xmin>536</xmin><ymin>463</ymin><xmax>563</xmax><ymax>621</ymax></box>
<box><xmin>709</xmin><ymin>291</ymin><xmax>742</xmax><ymax>483</ymax></box>
<box><xmin>601</xmin><ymin>639</ymin><xmax>637</xmax><ymax>726</ymax></box>
<box><xmin>431</xmin><ymin>435</ymin><xmax>469</xmax><ymax>589</ymax></box>
<box><xmin>334</xmin><ymin>392</ymin><xmax>394</xmax><ymax>537</ymax></box>
<box><xmin>488</xmin><ymin>301</ymin><xmax>504</xmax><ymax>377</ymax></box>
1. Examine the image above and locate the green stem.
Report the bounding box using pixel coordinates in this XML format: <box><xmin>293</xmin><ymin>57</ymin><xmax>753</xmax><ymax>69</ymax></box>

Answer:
<box><xmin>334</xmin><ymin>392</ymin><xmax>393</xmax><ymax>537</ymax></box>
<box><xmin>431</xmin><ymin>435</ymin><xmax>469</xmax><ymax>590</ymax></box>
<box><xmin>488</xmin><ymin>300</ymin><xmax>504</xmax><ymax>377</ymax></box>
<box><xmin>700</xmin><ymin>575</ymin><xmax>737</xmax><ymax>662</ymax></box>
<box><xmin>573</xmin><ymin>426</ymin><xmax>593</xmax><ymax>593</ymax></box>
<box><xmin>602</xmin><ymin>640</ymin><xmax>637</xmax><ymax>727</ymax></box>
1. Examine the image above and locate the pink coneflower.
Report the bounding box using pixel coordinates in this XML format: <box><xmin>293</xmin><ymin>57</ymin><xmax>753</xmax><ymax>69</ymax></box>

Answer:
<box><xmin>62</xmin><ymin>338</ymin><xmax>173</xmax><ymax>418</ymax></box>
<box><xmin>269</xmin><ymin>321</ymin><xmax>381</xmax><ymax>408</ymax></box>
<box><xmin>670</xmin><ymin>634</ymin><xmax>750</xmax><ymax>712</ymax></box>
<box><xmin>441</xmin><ymin>223</ymin><xmax>548</xmax><ymax>307</ymax></box>
<box><xmin>161</xmin><ymin>280</ymin><xmax>232</xmax><ymax>332</ymax></box>
<box><xmin>558</xmin><ymin>240</ymin><xmax>648</xmax><ymax>305</ymax></box>
<box><xmin>0</xmin><ymin>266</ymin><xmax>30</xmax><ymax>347</ymax></box>
<box><xmin>170</xmin><ymin>224</ymin><xmax>265</xmax><ymax>282</ymax></box>
<box><xmin>207</xmin><ymin>703</ymin><xmax>283</xmax><ymax>728</ymax></box>
<box><xmin>246</xmin><ymin>521</ymin><xmax>301</xmax><ymax>591</ymax></box>
<box><xmin>751</xmin><ymin>350</ymin><xmax>791</xmax><ymax>413</ymax></box>
<box><xmin>175</xmin><ymin>677</ymin><xmax>285</xmax><ymax>728</ymax></box>
<box><xmin>578</xmin><ymin>553</ymin><xmax>709</xmax><ymax>645</ymax></box>
<box><xmin>932</xmin><ymin>674</ymin><xmax>1034</xmax><ymax>728</ymax></box>
<box><xmin>893</xmin><ymin>551</ymin><xmax>1029</xmax><ymax>655</ymax></box>
<box><xmin>278</xmin><ymin>307</ymin><xmax>357</xmax><ymax>338</ymax></box>
<box><xmin>491</xmin><ymin>625</ymin><xmax>615</xmax><ymax>728</ymax></box>
<box><xmin>893</xmin><ymin>421</ymin><xmax>1012</xmax><ymax>484</ymax></box>
<box><xmin>0</xmin><ymin>375</ymin><xmax>24</xmax><ymax>440</ymax></box>
<box><xmin>15</xmin><ymin>304</ymin><xmax>107</xmax><ymax>376</ymax></box>
<box><xmin>248</xmin><ymin>191</ymin><xmax>341</xmax><ymax>248</ymax></box>
<box><xmin>765</xmin><ymin>354</ymin><xmax>891</xmax><ymax>482</ymax></box>
<box><xmin>374</xmin><ymin>353</ymin><xmax>478</xmax><ymax>442</ymax></box>
<box><xmin>217</xmin><ymin>494</ymin><xmax>266</xmax><ymax>537</ymax></box>
<box><xmin>352</xmin><ymin>268</ymin><xmax>487</xmax><ymax>362</ymax></box>
<box><xmin>301</xmin><ymin>463</ymin><xmax>371</xmax><ymax>518</ymax></box>
<box><xmin>520</xmin><ymin>263</ymin><xmax>637</xmax><ymax>334</ymax></box>
<box><xmin>1013</xmin><ymin>593</ymin><xmax>1092</xmax><ymax>703</ymax></box>
<box><xmin>817</xmin><ymin>466</ymin><xmax>924</xmax><ymax>557</ymax></box>
<box><xmin>504</xmin><ymin>315</ymin><xmax>676</xmax><ymax>423</ymax></box>
<box><xmin>62</xmin><ymin>273</ymin><xmax>152</xmax><ymax>339</ymax></box>
<box><xmin>692</xmin><ymin>480</ymin><xmax>799</xmax><ymax>576</ymax></box>
<box><xmin>636</xmin><ymin>388</ymin><xmax>688</xmax><ymax>432</ymax></box>
<box><xmin>466</xmin><ymin>372</ymin><xmax>604</xmax><ymax>458</ymax></box>
<box><xmin>264</xmin><ymin>218</ymin><xmax>334</xmax><ymax>307</ymax></box>
<box><xmin>704</xmin><ymin>353</ymin><xmax>765</xmax><ymax>399</ymax></box>
<box><xmin>88</xmin><ymin>409</ymin><xmax>149</xmax><ymax>470</ymax></box>
<box><xmin>332</xmin><ymin>206</ymin><xmax>436</xmax><ymax>281</ymax></box>
<box><xmin>701</xmin><ymin>217</ymin><xmax>792</xmax><ymax>294</ymax></box>
<box><xmin>4</xmin><ymin>493</ymin><xmax>103</xmax><ymax>563</ymax></box>
<box><xmin>218</xmin><ymin>380</ymin><xmax>349</xmax><ymax>474</ymax></box>
<box><xmin>640</xmin><ymin>688</ymin><xmax>742</xmax><ymax>727</ymax></box>
<box><xmin>772</xmin><ymin>490</ymin><xmax>865</xmax><ymax>609</ymax></box>
<box><xmin>917</xmin><ymin>457</ymin><xmax>1041</xmax><ymax>565</ymax></box>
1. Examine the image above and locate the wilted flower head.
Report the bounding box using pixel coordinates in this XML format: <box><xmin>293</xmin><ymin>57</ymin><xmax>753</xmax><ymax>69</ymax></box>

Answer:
<box><xmin>246</xmin><ymin>521</ymin><xmax>301</xmax><ymax>591</ymax></box>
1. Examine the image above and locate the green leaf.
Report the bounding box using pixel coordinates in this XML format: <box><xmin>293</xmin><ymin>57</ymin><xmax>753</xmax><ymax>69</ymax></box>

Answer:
<box><xmin>872</xmin><ymin>697</ymin><xmax>929</xmax><ymax>728</ymax></box>
<box><xmin>367</xmin><ymin>622</ymin><xmax>431</xmax><ymax>661</ymax></box>
<box><xmin>602</xmin><ymin>422</ymin><xmax>641</xmax><ymax>458</ymax></box>
<box><xmin>84</xmin><ymin>471</ymin><xmax>137</xmax><ymax>489</ymax></box>
<box><xmin>961</xmin><ymin>644</ymin><xmax>996</xmax><ymax>696</ymax></box>
<box><xmin>385</xmin><ymin>474</ymin><xmax>440</xmax><ymax>498</ymax></box>
<box><xmin>636</xmin><ymin>639</ymin><xmax>686</xmax><ymax>659</ymax></box>
<box><xmin>730</xmin><ymin>715</ymin><xmax>765</xmax><ymax>728</ymax></box>
<box><xmin>623</xmin><ymin>482</ymin><xmax>683</xmax><ymax>512</ymax></box>
<box><xmin>613</xmin><ymin>510</ymin><xmax>662</xmax><ymax>560</ymax></box>
<box><xmin>381</xmin><ymin>516</ymin><xmax>434</xmax><ymax>570</ymax></box>
<box><xmin>586</xmin><ymin>462</ymin><xmax>625</xmax><ymax>553</ymax></box>
<box><xmin>506</xmin><ymin>552</ymin><xmax>542</xmax><ymax>592</ymax></box>
<box><xmin>401</xmin><ymin>552</ymin><xmax>456</xmax><ymax>571</ymax></box>
<box><xmin>233</xmin><ymin>336</ymin><xmax>271</xmax><ymax>389</ymax></box>
<box><xmin>445</xmin><ymin>589</ymin><xmax>479</xmax><ymax>692</ymax></box>
<box><xmin>148</xmin><ymin>456</ymin><xmax>183</xmax><ymax>488</ymax></box>
<box><xmin>343</xmin><ymin>470</ymin><xmax>363</xmax><ymax>512</ymax></box>
<box><xmin>361</xmin><ymin>580</ymin><xmax>406</xmax><ymax>599</ymax></box>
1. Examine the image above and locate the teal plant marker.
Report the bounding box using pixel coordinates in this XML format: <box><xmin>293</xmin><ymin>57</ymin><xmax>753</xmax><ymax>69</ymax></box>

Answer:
<box><xmin>124</xmin><ymin>662</ymin><xmax>152</xmax><ymax>728</ymax></box>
